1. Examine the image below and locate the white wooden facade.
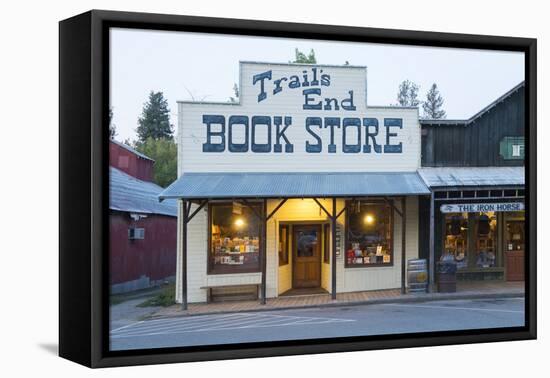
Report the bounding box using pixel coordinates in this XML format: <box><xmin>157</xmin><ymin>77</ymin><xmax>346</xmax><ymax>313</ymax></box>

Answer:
<box><xmin>175</xmin><ymin>62</ymin><xmax>422</xmax><ymax>304</ymax></box>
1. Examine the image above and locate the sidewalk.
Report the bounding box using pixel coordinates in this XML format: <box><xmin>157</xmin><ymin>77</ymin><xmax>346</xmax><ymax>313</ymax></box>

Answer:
<box><xmin>150</xmin><ymin>281</ymin><xmax>525</xmax><ymax>319</ymax></box>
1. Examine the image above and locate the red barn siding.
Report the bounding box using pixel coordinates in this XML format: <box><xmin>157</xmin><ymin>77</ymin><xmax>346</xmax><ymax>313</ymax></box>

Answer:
<box><xmin>109</xmin><ymin>211</ymin><xmax>177</xmax><ymax>287</ymax></box>
<box><xmin>109</xmin><ymin>141</ymin><xmax>154</xmax><ymax>182</ymax></box>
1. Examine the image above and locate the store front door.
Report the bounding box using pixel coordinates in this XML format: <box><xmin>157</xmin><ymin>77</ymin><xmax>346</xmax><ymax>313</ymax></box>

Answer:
<box><xmin>505</xmin><ymin>250</ymin><xmax>524</xmax><ymax>281</ymax></box>
<box><xmin>505</xmin><ymin>215</ymin><xmax>525</xmax><ymax>281</ymax></box>
<box><xmin>292</xmin><ymin>224</ymin><xmax>322</xmax><ymax>289</ymax></box>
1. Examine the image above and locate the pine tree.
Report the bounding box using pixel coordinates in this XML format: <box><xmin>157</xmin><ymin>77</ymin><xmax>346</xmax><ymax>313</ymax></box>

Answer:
<box><xmin>108</xmin><ymin>107</ymin><xmax>117</xmax><ymax>139</ymax></box>
<box><xmin>422</xmin><ymin>83</ymin><xmax>446</xmax><ymax>119</ymax></box>
<box><xmin>229</xmin><ymin>83</ymin><xmax>239</xmax><ymax>103</ymax></box>
<box><xmin>136</xmin><ymin>91</ymin><xmax>173</xmax><ymax>142</ymax></box>
<box><xmin>395</xmin><ymin>80</ymin><xmax>420</xmax><ymax>107</ymax></box>
<box><xmin>292</xmin><ymin>48</ymin><xmax>317</xmax><ymax>64</ymax></box>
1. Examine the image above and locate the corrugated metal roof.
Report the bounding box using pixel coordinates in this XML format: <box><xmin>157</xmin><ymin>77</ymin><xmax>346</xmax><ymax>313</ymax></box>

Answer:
<box><xmin>158</xmin><ymin>172</ymin><xmax>430</xmax><ymax>200</ymax></box>
<box><xmin>110</xmin><ymin>167</ymin><xmax>177</xmax><ymax>216</ymax></box>
<box><xmin>111</xmin><ymin>139</ymin><xmax>155</xmax><ymax>162</ymax></box>
<box><xmin>418</xmin><ymin>167</ymin><xmax>524</xmax><ymax>188</ymax></box>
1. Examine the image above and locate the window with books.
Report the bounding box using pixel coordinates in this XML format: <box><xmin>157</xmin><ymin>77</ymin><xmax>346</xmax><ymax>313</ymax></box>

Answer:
<box><xmin>345</xmin><ymin>201</ymin><xmax>393</xmax><ymax>267</ymax></box>
<box><xmin>209</xmin><ymin>203</ymin><xmax>261</xmax><ymax>274</ymax></box>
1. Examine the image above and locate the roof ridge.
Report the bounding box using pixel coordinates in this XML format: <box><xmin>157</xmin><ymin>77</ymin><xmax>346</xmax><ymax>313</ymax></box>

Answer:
<box><xmin>420</xmin><ymin>81</ymin><xmax>525</xmax><ymax>126</ymax></box>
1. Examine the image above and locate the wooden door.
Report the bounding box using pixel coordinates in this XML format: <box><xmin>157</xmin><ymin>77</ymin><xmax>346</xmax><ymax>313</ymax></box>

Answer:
<box><xmin>506</xmin><ymin>250</ymin><xmax>525</xmax><ymax>281</ymax></box>
<box><xmin>292</xmin><ymin>225</ymin><xmax>322</xmax><ymax>288</ymax></box>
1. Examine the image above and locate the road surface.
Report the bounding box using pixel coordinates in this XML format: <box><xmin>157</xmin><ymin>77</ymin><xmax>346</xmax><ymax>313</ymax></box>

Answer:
<box><xmin>110</xmin><ymin>297</ymin><xmax>525</xmax><ymax>351</ymax></box>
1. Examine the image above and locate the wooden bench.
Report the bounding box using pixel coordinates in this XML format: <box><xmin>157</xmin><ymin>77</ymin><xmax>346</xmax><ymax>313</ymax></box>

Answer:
<box><xmin>200</xmin><ymin>284</ymin><xmax>260</xmax><ymax>303</ymax></box>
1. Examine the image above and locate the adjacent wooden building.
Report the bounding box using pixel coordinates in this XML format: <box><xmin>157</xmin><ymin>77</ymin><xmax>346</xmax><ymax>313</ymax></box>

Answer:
<box><xmin>109</xmin><ymin>141</ymin><xmax>178</xmax><ymax>294</ymax></box>
<box><xmin>419</xmin><ymin>82</ymin><xmax>525</xmax><ymax>283</ymax></box>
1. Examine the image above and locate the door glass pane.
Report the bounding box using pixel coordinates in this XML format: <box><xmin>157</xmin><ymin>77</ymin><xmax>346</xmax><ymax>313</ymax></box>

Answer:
<box><xmin>296</xmin><ymin>230</ymin><xmax>318</xmax><ymax>257</ymax></box>
<box><xmin>505</xmin><ymin>212</ymin><xmax>525</xmax><ymax>251</ymax></box>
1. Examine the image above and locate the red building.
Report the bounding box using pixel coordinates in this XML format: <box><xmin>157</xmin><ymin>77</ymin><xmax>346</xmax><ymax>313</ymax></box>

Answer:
<box><xmin>110</xmin><ymin>139</ymin><xmax>154</xmax><ymax>182</ymax></box>
<box><xmin>109</xmin><ymin>141</ymin><xmax>177</xmax><ymax>294</ymax></box>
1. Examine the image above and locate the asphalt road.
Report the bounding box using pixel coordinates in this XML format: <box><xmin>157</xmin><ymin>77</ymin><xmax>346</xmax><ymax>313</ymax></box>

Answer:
<box><xmin>110</xmin><ymin>297</ymin><xmax>525</xmax><ymax>351</ymax></box>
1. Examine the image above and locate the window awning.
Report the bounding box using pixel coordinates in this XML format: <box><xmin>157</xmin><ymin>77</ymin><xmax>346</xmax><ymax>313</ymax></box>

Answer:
<box><xmin>159</xmin><ymin>172</ymin><xmax>430</xmax><ymax>200</ymax></box>
<box><xmin>418</xmin><ymin>167</ymin><xmax>524</xmax><ymax>188</ymax></box>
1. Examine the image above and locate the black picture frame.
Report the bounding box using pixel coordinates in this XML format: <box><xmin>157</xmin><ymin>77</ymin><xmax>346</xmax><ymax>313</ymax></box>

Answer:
<box><xmin>59</xmin><ymin>9</ymin><xmax>536</xmax><ymax>368</ymax></box>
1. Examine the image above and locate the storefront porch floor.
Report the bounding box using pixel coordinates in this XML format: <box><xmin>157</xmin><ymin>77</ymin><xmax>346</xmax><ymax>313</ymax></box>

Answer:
<box><xmin>151</xmin><ymin>281</ymin><xmax>524</xmax><ymax>319</ymax></box>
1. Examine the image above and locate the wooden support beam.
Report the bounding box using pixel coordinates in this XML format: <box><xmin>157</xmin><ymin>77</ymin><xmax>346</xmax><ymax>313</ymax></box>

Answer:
<box><xmin>428</xmin><ymin>192</ymin><xmax>435</xmax><ymax>293</ymax></box>
<box><xmin>181</xmin><ymin>199</ymin><xmax>188</xmax><ymax>310</ymax></box>
<box><xmin>313</xmin><ymin>198</ymin><xmax>332</xmax><ymax>219</ymax></box>
<box><xmin>331</xmin><ymin>197</ymin><xmax>337</xmax><ymax>300</ymax></box>
<box><xmin>401</xmin><ymin>197</ymin><xmax>407</xmax><ymax>295</ymax></box>
<box><xmin>185</xmin><ymin>199</ymin><xmax>208</xmax><ymax>223</ymax></box>
<box><xmin>241</xmin><ymin>199</ymin><xmax>263</xmax><ymax>220</ymax></box>
<box><xmin>260</xmin><ymin>199</ymin><xmax>267</xmax><ymax>304</ymax></box>
<box><xmin>186</xmin><ymin>200</ymin><xmax>192</xmax><ymax>216</ymax></box>
<box><xmin>266</xmin><ymin>198</ymin><xmax>287</xmax><ymax>221</ymax></box>
<box><xmin>335</xmin><ymin>204</ymin><xmax>347</xmax><ymax>220</ymax></box>
<box><xmin>384</xmin><ymin>196</ymin><xmax>403</xmax><ymax>217</ymax></box>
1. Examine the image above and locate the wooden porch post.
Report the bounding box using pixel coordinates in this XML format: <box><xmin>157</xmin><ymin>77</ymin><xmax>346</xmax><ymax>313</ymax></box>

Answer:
<box><xmin>401</xmin><ymin>197</ymin><xmax>407</xmax><ymax>294</ymax></box>
<box><xmin>260</xmin><ymin>198</ymin><xmax>267</xmax><ymax>304</ymax></box>
<box><xmin>428</xmin><ymin>192</ymin><xmax>435</xmax><ymax>292</ymax></box>
<box><xmin>181</xmin><ymin>199</ymin><xmax>188</xmax><ymax>310</ymax></box>
<box><xmin>331</xmin><ymin>197</ymin><xmax>337</xmax><ymax>300</ymax></box>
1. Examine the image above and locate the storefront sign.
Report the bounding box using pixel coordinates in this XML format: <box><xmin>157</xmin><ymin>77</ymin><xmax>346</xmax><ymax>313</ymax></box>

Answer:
<box><xmin>440</xmin><ymin>202</ymin><xmax>524</xmax><ymax>213</ymax></box>
<box><xmin>335</xmin><ymin>225</ymin><xmax>342</xmax><ymax>258</ymax></box>
<box><xmin>179</xmin><ymin>62</ymin><xmax>421</xmax><ymax>173</ymax></box>
<box><xmin>201</xmin><ymin>66</ymin><xmax>403</xmax><ymax>155</ymax></box>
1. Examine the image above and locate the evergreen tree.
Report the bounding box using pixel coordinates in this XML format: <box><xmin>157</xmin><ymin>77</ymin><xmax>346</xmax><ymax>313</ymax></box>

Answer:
<box><xmin>108</xmin><ymin>107</ymin><xmax>117</xmax><ymax>139</ymax></box>
<box><xmin>292</xmin><ymin>48</ymin><xmax>317</xmax><ymax>64</ymax></box>
<box><xmin>229</xmin><ymin>83</ymin><xmax>239</xmax><ymax>103</ymax></box>
<box><xmin>135</xmin><ymin>137</ymin><xmax>177</xmax><ymax>188</ymax></box>
<box><xmin>422</xmin><ymin>83</ymin><xmax>447</xmax><ymax>119</ymax></box>
<box><xmin>136</xmin><ymin>91</ymin><xmax>173</xmax><ymax>142</ymax></box>
<box><xmin>395</xmin><ymin>80</ymin><xmax>420</xmax><ymax>107</ymax></box>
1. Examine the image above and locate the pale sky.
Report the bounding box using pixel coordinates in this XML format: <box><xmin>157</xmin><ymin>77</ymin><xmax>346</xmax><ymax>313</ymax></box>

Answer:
<box><xmin>110</xmin><ymin>28</ymin><xmax>524</xmax><ymax>142</ymax></box>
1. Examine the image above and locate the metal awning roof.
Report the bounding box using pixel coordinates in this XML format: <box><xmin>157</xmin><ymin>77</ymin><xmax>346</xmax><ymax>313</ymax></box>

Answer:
<box><xmin>158</xmin><ymin>172</ymin><xmax>430</xmax><ymax>200</ymax></box>
<box><xmin>110</xmin><ymin>167</ymin><xmax>177</xmax><ymax>216</ymax></box>
<box><xmin>418</xmin><ymin>167</ymin><xmax>524</xmax><ymax>188</ymax></box>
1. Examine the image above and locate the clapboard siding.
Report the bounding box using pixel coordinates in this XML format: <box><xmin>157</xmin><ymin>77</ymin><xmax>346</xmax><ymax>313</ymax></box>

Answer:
<box><xmin>421</xmin><ymin>84</ymin><xmax>524</xmax><ymax>167</ymax></box>
<box><xmin>177</xmin><ymin>197</ymin><xmax>419</xmax><ymax>303</ymax></box>
<box><xmin>174</xmin><ymin>62</ymin><xmax>424</xmax><ymax>304</ymax></box>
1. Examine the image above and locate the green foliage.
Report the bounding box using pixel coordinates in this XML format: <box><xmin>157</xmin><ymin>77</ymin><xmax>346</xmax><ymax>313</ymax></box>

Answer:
<box><xmin>135</xmin><ymin>137</ymin><xmax>177</xmax><ymax>188</ymax></box>
<box><xmin>136</xmin><ymin>91</ymin><xmax>174</xmax><ymax>142</ymax></box>
<box><xmin>137</xmin><ymin>284</ymin><xmax>176</xmax><ymax>307</ymax></box>
<box><xmin>422</xmin><ymin>83</ymin><xmax>447</xmax><ymax>119</ymax></box>
<box><xmin>292</xmin><ymin>48</ymin><xmax>317</xmax><ymax>64</ymax></box>
<box><xmin>396</xmin><ymin>80</ymin><xmax>420</xmax><ymax>107</ymax></box>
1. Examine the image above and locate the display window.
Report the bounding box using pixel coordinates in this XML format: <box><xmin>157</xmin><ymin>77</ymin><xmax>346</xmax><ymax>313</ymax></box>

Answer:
<box><xmin>444</xmin><ymin>211</ymin><xmax>498</xmax><ymax>269</ymax></box>
<box><xmin>208</xmin><ymin>202</ymin><xmax>261</xmax><ymax>274</ymax></box>
<box><xmin>444</xmin><ymin>212</ymin><xmax>468</xmax><ymax>269</ymax></box>
<box><xmin>474</xmin><ymin>212</ymin><xmax>497</xmax><ymax>268</ymax></box>
<box><xmin>345</xmin><ymin>201</ymin><xmax>393</xmax><ymax>267</ymax></box>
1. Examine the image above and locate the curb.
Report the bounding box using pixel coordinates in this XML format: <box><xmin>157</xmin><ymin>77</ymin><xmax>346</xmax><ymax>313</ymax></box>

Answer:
<box><xmin>146</xmin><ymin>291</ymin><xmax>525</xmax><ymax>320</ymax></box>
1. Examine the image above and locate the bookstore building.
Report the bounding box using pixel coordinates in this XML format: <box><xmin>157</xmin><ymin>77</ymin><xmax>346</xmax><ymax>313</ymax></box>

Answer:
<box><xmin>159</xmin><ymin>62</ymin><xmax>525</xmax><ymax>307</ymax></box>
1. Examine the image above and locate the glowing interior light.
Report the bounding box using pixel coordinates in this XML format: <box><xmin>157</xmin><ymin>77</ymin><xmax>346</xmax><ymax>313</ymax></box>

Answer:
<box><xmin>364</xmin><ymin>214</ymin><xmax>375</xmax><ymax>225</ymax></box>
<box><xmin>234</xmin><ymin>218</ymin><xmax>245</xmax><ymax>227</ymax></box>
